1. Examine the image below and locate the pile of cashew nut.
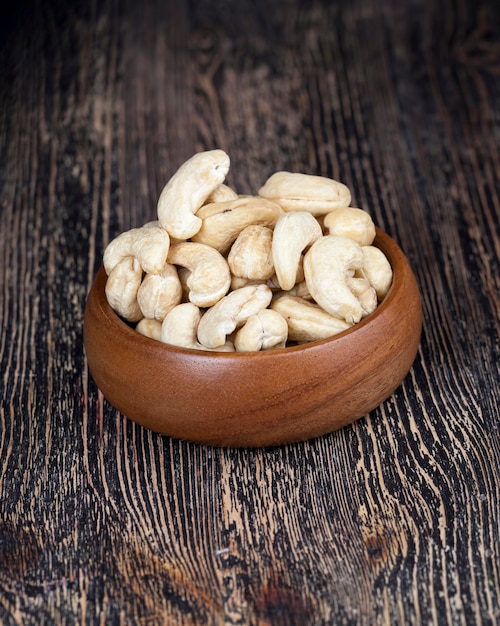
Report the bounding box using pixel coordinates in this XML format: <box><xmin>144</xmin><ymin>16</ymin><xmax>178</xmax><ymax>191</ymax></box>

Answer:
<box><xmin>103</xmin><ymin>150</ymin><xmax>393</xmax><ymax>352</ymax></box>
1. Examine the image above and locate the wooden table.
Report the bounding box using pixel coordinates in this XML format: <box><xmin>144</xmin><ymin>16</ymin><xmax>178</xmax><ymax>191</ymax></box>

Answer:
<box><xmin>1</xmin><ymin>0</ymin><xmax>499</xmax><ymax>623</ymax></box>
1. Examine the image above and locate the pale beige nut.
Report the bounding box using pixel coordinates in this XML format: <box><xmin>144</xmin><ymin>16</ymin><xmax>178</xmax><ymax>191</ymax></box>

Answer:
<box><xmin>135</xmin><ymin>318</ymin><xmax>163</xmax><ymax>341</ymax></box>
<box><xmin>227</xmin><ymin>225</ymin><xmax>274</xmax><ymax>280</ymax></box>
<box><xmin>346</xmin><ymin>276</ymin><xmax>378</xmax><ymax>317</ymax></box>
<box><xmin>258</xmin><ymin>171</ymin><xmax>351</xmax><ymax>216</ymax></box>
<box><xmin>105</xmin><ymin>257</ymin><xmax>143</xmax><ymax>322</ymax></box>
<box><xmin>192</xmin><ymin>196</ymin><xmax>284</xmax><ymax>254</ymax></box>
<box><xmin>272</xmin><ymin>211</ymin><xmax>323</xmax><ymax>290</ymax></box>
<box><xmin>323</xmin><ymin>207</ymin><xmax>376</xmax><ymax>246</ymax></box>
<box><xmin>303</xmin><ymin>235</ymin><xmax>365</xmax><ymax>324</ymax></box>
<box><xmin>205</xmin><ymin>183</ymin><xmax>239</xmax><ymax>204</ymax></box>
<box><xmin>137</xmin><ymin>263</ymin><xmax>182</xmax><ymax>321</ymax></box>
<box><xmin>103</xmin><ymin>221</ymin><xmax>170</xmax><ymax>275</ymax></box>
<box><xmin>157</xmin><ymin>150</ymin><xmax>230</xmax><ymax>240</ymax></box>
<box><xmin>234</xmin><ymin>309</ymin><xmax>288</xmax><ymax>352</ymax></box>
<box><xmin>360</xmin><ymin>245</ymin><xmax>393</xmax><ymax>300</ymax></box>
<box><xmin>160</xmin><ymin>302</ymin><xmax>234</xmax><ymax>352</ymax></box>
<box><xmin>197</xmin><ymin>284</ymin><xmax>273</xmax><ymax>349</ymax></box>
<box><xmin>271</xmin><ymin>295</ymin><xmax>352</xmax><ymax>343</ymax></box>
<box><xmin>167</xmin><ymin>241</ymin><xmax>231</xmax><ymax>308</ymax></box>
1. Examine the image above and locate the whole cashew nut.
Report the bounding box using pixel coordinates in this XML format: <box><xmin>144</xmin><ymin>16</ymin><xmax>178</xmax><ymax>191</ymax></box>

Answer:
<box><xmin>227</xmin><ymin>225</ymin><xmax>275</xmax><ymax>280</ymax></box>
<box><xmin>234</xmin><ymin>309</ymin><xmax>288</xmax><ymax>352</ymax></box>
<box><xmin>360</xmin><ymin>245</ymin><xmax>393</xmax><ymax>300</ymax></box>
<box><xmin>272</xmin><ymin>211</ymin><xmax>323</xmax><ymax>290</ymax></box>
<box><xmin>135</xmin><ymin>318</ymin><xmax>163</xmax><ymax>341</ymax></box>
<box><xmin>167</xmin><ymin>241</ymin><xmax>231</xmax><ymax>308</ymax></box>
<box><xmin>160</xmin><ymin>303</ymin><xmax>235</xmax><ymax>352</ymax></box>
<box><xmin>303</xmin><ymin>235</ymin><xmax>365</xmax><ymax>324</ymax></box>
<box><xmin>192</xmin><ymin>196</ymin><xmax>284</xmax><ymax>254</ymax></box>
<box><xmin>137</xmin><ymin>262</ymin><xmax>182</xmax><ymax>321</ymax></box>
<box><xmin>271</xmin><ymin>295</ymin><xmax>352</xmax><ymax>342</ymax></box>
<box><xmin>157</xmin><ymin>150</ymin><xmax>230</xmax><ymax>240</ymax></box>
<box><xmin>103</xmin><ymin>221</ymin><xmax>170</xmax><ymax>275</ymax></box>
<box><xmin>205</xmin><ymin>183</ymin><xmax>239</xmax><ymax>204</ymax></box>
<box><xmin>323</xmin><ymin>207</ymin><xmax>376</xmax><ymax>246</ymax></box>
<box><xmin>105</xmin><ymin>257</ymin><xmax>143</xmax><ymax>322</ymax></box>
<box><xmin>197</xmin><ymin>284</ymin><xmax>273</xmax><ymax>349</ymax></box>
<box><xmin>258</xmin><ymin>171</ymin><xmax>351</xmax><ymax>215</ymax></box>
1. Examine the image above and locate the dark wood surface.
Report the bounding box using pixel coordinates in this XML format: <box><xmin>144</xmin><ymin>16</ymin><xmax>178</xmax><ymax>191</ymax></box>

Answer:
<box><xmin>1</xmin><ymin>0</ymin><xmax>499</xmax><ymax>623</ymax></box>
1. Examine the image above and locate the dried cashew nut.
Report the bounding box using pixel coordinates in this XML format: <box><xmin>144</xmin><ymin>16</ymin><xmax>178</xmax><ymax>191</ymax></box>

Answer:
<box><xmin>137</xmin><ymin>262</ymin><xmax>182</xmax><ymax>321</ymax></box>
<box><xmin>258</xmin><ymin>171</ymin><xmax>351</xmax><ymax>216</ymax></box>
<box><xmin>160</xmin><ymin>302</ymin><xmax>235</xmax><ymax>352</ymax></box>
<box><xmin>105</xmin><ymin>257</ymin><xmax>143</xmax><ymax>322</ymax></box>
<box><xmin>157</xmin><ymin>150</ymin><xmax>230</xmax><ymax>239</ymax></box>
<box><xmin>167</xmin><ymin>241</ymin><xmax>231</xmax><ymax>308</ymax></box>
<box><xmin>346</xmin><ymin>276</ymin><xmax>377</xmax><ymax>317</ymax></box>
<box><xmin>234</xmin><ymin>309</ymin><xmax>288</xmax><ymax>352</ymax></box>
<box><xmin>205</xmin><ymin>183</ymin><xmax>238</xmax><ymax>204</ymax></box>
<box><xmin>271</xmin><ymin>295</ymin><xmax>351</xmax><ymax>343</ymax></box>
<box><xmin>136</xmin><ymin>318</ymin><xmax>163</xmax><ymax>341</ymax></box>
<box><xmin>197</xmin><ymin>284</ymin><xmax>273</xmax><ymax>349</ymax></box>
<box><xmin>192</xmin><ymin>196</ymin><xmax>284</xmax><ymax>254</ymax></box>
<box><xmin>360</xmin><ymin>245</ymin><xmax>393</xmax><ymax>300</ymax></box>
<box><xmin>323</xmin><ymin>207</ymin><xmax>376</xmax><ymax>246</ymax></box>
<box><xmin>103</xmin><ymin>221</ymin><xmax>170</xmax><ymax>275</ymax></box>
<box><xmin>227</xmin><ymin>225</ymin><xmax>274</xmax><ymax>280</ymax></box>
<box><xmin>304</xmin><ymin>235</ymin><xmax>365</xmax><ymax>324</ymax></box>
<box><xmin>272</xmin><ymin>211</ymin><xmax>322</xmax><ymax>290</ymax></box>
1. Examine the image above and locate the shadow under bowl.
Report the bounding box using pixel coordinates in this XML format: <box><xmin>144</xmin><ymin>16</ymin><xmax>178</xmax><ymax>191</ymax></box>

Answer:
<box><xmin>84</xmin><ymin>228</ymin><xmax>422</xmax><ymax>447</ymax></box>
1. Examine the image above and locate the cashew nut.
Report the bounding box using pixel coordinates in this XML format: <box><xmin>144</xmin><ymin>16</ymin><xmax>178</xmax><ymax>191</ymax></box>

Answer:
<box><xmin>160</xmin><ymin>302</ymin><xmax>235</xmax><ymax>352</ymax></box>
<box><xmin>346</xmin><ymin>276</ymin><xmax>377</xmax><ymax>317</ymax></box>
<box><xmin>272</xmin><ymin>211</ymin><xmax>322</xmax><ymax>290</ymax></box>
<box><xmin>136</xmin><ymin>318</ymin><xmax>163</xmax><ymax>341</ymax></box>
<box><xmin>323</xmin><ymin>207</ymin><xmax>376</xmax><ymax>246</ymax></box>
<box><xmin>105</xmin><ymin>257</ymin><xmax>143</xmax><ymax>322</ymax></box>
<box><xmin>103</xmin><ymin>221</ymin><xmax>170</xmax><ymax>275</ymax></box>
<box><xmin>271</xmin><ymin>295</ymin><xmax>352</xmax><ymax>342</ymax></box>
<box><xmin>197</xmin><ymin>284</ymin><xmax>273</xmax><ymax>349</ymax></box>
<box><xmin>192</xmin><ymin>196</ymin><xmax>284</xmax><ymax>254</ymax></box>
<box><xmin>360</xmin><ymin>245</ymin><xmax>393</xmax><ymax>300</ymax></box>
<box><xmin>303</xmin><ymin>235</ymin><xmax>365</xmax><ymax>324</ymax></box>
<box><xmin>167</xmin><ymin>241</ymin><xmax>231</xmax><ymax>307</ymax></box>
<box><xmin>157</xmin><ymin>150</ymin><xmax>230</xmax><ymax>239</ymax></box>
<box><xmin>258</xmin><ymin>171</ymin><xmax>351</xmax><ymax>215</ymax></box>
<box><xmin>137</xmin><ymin>262</ymin><xmax>182</xmax><ymax>321</ymax></box>
<box><xmin>205</xmin><ymin>183</ymin><xmax>238</xmax><ymax>204</ymax></box>
<box><xmin>227</xmin><ymin>225</ymin><xmax>274</xmax><ymax>280</ymax></box>
<box><xmin>234</xmin><ymin>309</ymin><xmax>288</xmax><ymax>352</ymax></box>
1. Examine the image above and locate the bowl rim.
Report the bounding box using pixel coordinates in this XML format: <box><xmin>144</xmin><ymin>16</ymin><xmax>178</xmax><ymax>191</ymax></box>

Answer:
<box><xmin>88</xmin><ymin>227</ymin><xmax>406</xmax><ymax>359</ymax></box>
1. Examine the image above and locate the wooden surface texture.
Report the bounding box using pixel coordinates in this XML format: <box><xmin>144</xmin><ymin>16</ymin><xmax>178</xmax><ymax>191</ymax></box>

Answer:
<box><xmin>0</xmin><ymin>0</ymin><xmax>499</xmax><ymax>623</ymax></box>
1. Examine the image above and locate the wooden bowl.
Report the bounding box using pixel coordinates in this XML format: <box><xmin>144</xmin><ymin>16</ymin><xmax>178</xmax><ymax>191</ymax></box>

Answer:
<box><xmin>84</xmin><ymin>229</ymin><xmax>422</xmax><ymax>447</ymax></box>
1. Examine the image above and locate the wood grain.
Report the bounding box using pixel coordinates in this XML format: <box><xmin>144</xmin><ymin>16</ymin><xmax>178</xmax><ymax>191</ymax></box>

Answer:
<box><xmin>0</xmin><ymin>0</ymin><xmax>499</xmax><ymax>624</ymax></box>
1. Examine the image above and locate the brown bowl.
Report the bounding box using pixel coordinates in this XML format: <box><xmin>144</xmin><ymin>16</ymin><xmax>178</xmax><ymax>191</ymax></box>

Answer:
<box><xmin>83</xmin><ymin>228</ymin><xmax>422</xmax><ymax>447</ymax></box>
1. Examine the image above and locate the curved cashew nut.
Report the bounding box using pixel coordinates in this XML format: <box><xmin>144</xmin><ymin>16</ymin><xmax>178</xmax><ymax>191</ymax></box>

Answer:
<box><xmin>137</xmin><ymin>262</ymin><xmax>182</xmax><ymax>321</ymax></box>
<box><xmin>271</xmin><ymin>295</ymin><xmax>351</xmax><ymax>343</ymax></box>
<box><xmin>167</xmin><ymin>242</ymin><xmax>231</xmax><ymax>308</ymax></box>
<box><xmin>135</xmin><ymin>318</ymin><xmax>163</xmax><ymax>341</ymax></box>
<box><xmin>323</xmin><ymin>207</ymin><xmax>376</xmax><ymax>246</ymax></box>
<box><xmin>197</xmin><ymin>284</ymin><xmax>273</xmax><ymax>349</ymax></box>
<box><xmin>160</xmin><ymin>303</ymin><xmax>235</xmax><ymax>352</ymax></box>
<box><xmin>272</xmin><ymin>211</ymin><xmax>322</xmax><ymax>290</ymax></box>
<box><xmin>258</xmin><ymin>171</ymin><xmax>351</xmax><ymax>215</ymax></box>
<box><xmin>105</xmin><ymin>257</ymin><xmax>143</xmax><ymax>322</ymax></box>
<box><xmin>303</xmin><ymin>235</ymin><xmax>365</xmax><ymax>324</ymax></box>
<box><xmin>346</xmin><ymin>276</ymin><xmax>377</xmax><ymax>317</ymax></box>
<box><xmin>103</xmin><ymin>221</ymin><xmax>170</xmax><ymax>275</ymax></box>
<box><xmin>228</xmin><ymin>225</ymin><xmax>275</xmax><ymax>280</ymax></box>
<box><xmin>205</xmin><ymin>183</ymin><xmax>238</xmax><ymax>204</ymax></box>
<box><xmin>192</xmin><ymin>196</ymin><xmax>284</xmax><ymax>254</ymax></box>
<box><xmin>157</xmin><ymin>150</ymin><xmax>230</xmax><ymax>240</ymax></box>
<box><xmin>360</xmin><ymin>245</ymin><xmax>393</xmax><ymax>300</ymax></box>
<box><xmin>234</xmin><ymin>309</ymin><xmax>288</xmax><ymax>352</ymax></box>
